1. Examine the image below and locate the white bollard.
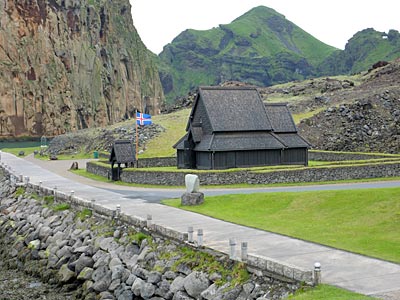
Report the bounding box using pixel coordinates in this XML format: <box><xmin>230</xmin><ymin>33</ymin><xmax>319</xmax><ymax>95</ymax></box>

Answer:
<box><xmin>147</xmin><ymin>214</ymin><xmax>152</xmax><ymax>227</ymax></box>
<box><xmin>197</xmin><ymin>229</ymin><xmax>203</xmax><ymax>247</ymax></box>
<box><xmin>241</xmin><ymin>242</ymin><xmax>248</xmax><ymax>262</ymax></box>
<box><xmin>229</xmin><ymin>238</ymin><xmax>236</xmax><ymax>259</ymax></box>
<box><xmin>38</xmin><ymin>181</ymin><xmax>42</xmax><ymax>196</ymax></box>
<box><xmin>188</xmin><ymin>226</ymin><xmax>194</xmax><ymax>243</ymax></box>
<box><xmin>116</xmin><ymin>204</ymin><xmax>121</xmax><ymax>218</ymax></box>
<box><xmin>313</xmin><ymin>262</ymin><xmax>322</xmax><ymax>285</ymax></box>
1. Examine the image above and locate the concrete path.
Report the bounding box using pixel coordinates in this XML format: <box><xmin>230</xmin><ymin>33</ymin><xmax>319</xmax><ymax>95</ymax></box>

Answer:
<box><xmin>1</xmin><ymin>152</ymin><xmax>400</xmax><ymax>299</ymax></box>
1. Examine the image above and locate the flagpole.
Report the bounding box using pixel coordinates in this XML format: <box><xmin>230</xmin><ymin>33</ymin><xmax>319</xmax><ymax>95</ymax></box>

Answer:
<box><xmin>135</xmin><ymin>109</ymin><xmax>139</xmax><ymax>168</ymax></box>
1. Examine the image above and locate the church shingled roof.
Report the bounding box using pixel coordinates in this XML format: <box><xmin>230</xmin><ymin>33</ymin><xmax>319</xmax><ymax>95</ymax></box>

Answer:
<box><xmin>264</xmin><ymin>103</ymin><xmax>297</xmax><ymax>133</ymax></box>
<box><xmin>199</xmin><ymin>86</ymin><xmax>273</xmax><ymax>132</ymax></box>
<box><xmin>174</xmin><ymin>86</ymin><xmax>311</xmax><ymax>152</ymax></box>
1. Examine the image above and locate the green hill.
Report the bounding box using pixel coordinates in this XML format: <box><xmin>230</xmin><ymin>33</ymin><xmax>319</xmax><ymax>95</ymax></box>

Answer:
<box><xmin>319</xmin><ymin>28</ymin><xmax>400</xmax><ymax>75</ymax></box>
<box><xmin>158</xmin><ymin>6</ymin><xmax>337</xmax><ymax>102</ymax></box>
<box><xmin>157</xmin><ymin>6</ymin><xmax>400</xmax><ymax>103</ymax></box>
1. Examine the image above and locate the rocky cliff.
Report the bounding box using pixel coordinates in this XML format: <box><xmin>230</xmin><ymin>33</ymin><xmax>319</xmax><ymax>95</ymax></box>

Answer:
<box><xmin>0</xmin><ymin>0</ymin><xmax>164</xmax><ymax>137</ymax></box>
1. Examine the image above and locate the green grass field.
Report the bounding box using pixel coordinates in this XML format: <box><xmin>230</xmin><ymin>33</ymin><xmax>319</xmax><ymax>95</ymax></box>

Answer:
<box><xmin>0</xmin><ymin>146</ymin><xmax>40</xmax><ymax>157</ymax></box>
<box><xmin>164</xmin><ymin>187</ymin><xmax>400</xmax><ymax>263</ymax></box>
<box><xmin>288</xmin><ymin>285</ymin><xmax>376</xmax><ymax>300</ymax></box>
<box><xmin>140</xmin><ymin>109</ymin><xmax>190</xmax><ymax>158</ymax></box>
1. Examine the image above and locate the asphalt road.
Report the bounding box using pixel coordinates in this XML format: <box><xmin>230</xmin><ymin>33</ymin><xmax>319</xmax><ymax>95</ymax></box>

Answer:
<box><xmin>21</xmin><ymin>155</ymin><xmax>400</xmax><ymax>202</ymax></box>
<box><xmin>102</xmin><ymin>179</ymin><xmax>400</xmax><ymax>202</ymax></box>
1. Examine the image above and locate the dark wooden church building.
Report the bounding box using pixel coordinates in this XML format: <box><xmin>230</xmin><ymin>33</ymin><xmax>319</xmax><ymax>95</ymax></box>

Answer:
<box><xmin>174</xmin><ymin>86</ymin><xmax>310</xmax><ymax>169</ymax></box>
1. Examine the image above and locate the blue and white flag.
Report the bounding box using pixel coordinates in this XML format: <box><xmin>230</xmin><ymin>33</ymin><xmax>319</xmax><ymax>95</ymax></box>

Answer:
<box><xmin>136</xmin><ymin>112</ymin><xmax>152</xmax><ymax>126</ymax></box>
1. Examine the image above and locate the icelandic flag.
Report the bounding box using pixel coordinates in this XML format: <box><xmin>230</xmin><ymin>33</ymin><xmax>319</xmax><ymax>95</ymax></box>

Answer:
<box><xmin>136</xmin><ymin>112</ymin><xmax>152</xmax><ymax>126</ymax></box>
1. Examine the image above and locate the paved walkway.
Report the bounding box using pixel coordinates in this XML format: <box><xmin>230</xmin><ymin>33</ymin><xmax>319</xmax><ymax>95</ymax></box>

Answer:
<box><xmin>1</xmin><ymin>152</ymin><xmax>400</xmax><ymax>299</ymax></box>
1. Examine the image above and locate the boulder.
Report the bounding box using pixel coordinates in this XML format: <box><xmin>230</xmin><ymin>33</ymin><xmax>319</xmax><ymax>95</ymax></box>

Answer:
<box><xmin>117</xmin><ymin>290</ymin><xmax>134</xmax><ymax>300</ymax></box>
<box><xmin>77</xmin><ymin>267</ymin><xmax>94</xmax><ymax>281</ymax></box>
<box><xmin>92</xmin><ymin>265</ymin><xmax>112</xmax><ymax>292</ymax></box>
<box><xmin>181</xmin><ymin>192</ymin><xmax>204</xmax><ymax>206</ymax></box>
<box><xmin>140</xmin><ymin>282</ymin><xmax>156</xmax><ymax>299</ymax></box>
<box><xmin>170</xmin><ymin>276</ymin><xmax>185</xmax><ymax>293</ymax></box>
<box><xmin>131</xmin><ymin>277</ymin><xmax>145</xmax><ymax>296</ymax></box>
<box><xmin>183</xmin><ymin>271</ymin><xmax>210</xmax><ymax>298</ymax></box>
<box><xmin>74</xmin><ymin>254</ymin><xmax>94</xmax><ymax>274</ymax></box>
<box><xmin>58</xmin><ymin>263</ymin><xmax>76</xmax><ymax>283</ymax></box>
<box><xmin>28</xmin><ymin>239</ymin><xmax>41</xmax><ymax>250</ymax></box>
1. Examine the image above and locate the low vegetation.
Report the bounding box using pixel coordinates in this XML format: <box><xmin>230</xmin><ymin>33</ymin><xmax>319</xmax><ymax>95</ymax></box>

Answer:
<box><xmin>14</xmin><ymin>186</ymin><xmax>25</xmax><ymax>197</ymax></box>
<box><xmin>0</xmin><ymin>146</ymin><xmax>39</xmax><ymax>157</ymax></box>
<box><xmin>76</xmin><ymin>208</ymin><xmax>93</xmax><ymax>221</ymax></box>
<box><xmin>288</xmin><ymin>284</ymin><xmax>376</xmax><ymax>300</ymax></box>
<box><xmin>52</xmin><ymin>203</ymin><xmax>71</xmax><ymax>211</ymax></box>
<box><xmin>164</xmin><ymin>187</ymin><xmax>400</xmax><ymax>263</ymax></box>
<box><xmin>159</xmin><ymin>246</ymin><xmax>250</xmax><ymax>287</ymax></box>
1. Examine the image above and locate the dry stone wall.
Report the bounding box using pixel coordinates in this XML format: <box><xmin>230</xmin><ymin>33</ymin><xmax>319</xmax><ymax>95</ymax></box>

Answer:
<box><xmin>308</xmin><ymin>150</ymin><xmax>396</xmax><ymax>161</ymax></box>
<box><xmin>87</xmin><ymin>161</ymin><xmax>400</xmax><ymax>186</ymax></box>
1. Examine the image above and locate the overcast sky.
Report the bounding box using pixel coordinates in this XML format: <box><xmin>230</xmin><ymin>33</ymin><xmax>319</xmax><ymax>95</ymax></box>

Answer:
<box><xmin>130</xmin><ymin>0</ymin><xmax>399</xmax><ymax>55</ymax></box>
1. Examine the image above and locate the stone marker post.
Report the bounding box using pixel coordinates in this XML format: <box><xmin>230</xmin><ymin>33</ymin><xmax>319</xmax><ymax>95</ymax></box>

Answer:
<box><xmin>241</xmin><ymin>242</ymin><xmax>248</xmax><ymax>262</ymax></box>
<box><xmin>181</xmin><ymin>174</ymin><xmax>204</xmax><ymax>206</ymax></box>
<box><xmin>313</xmin><ymin>262</ymin><xmax>322</xmax><ymax>285</ymax></box>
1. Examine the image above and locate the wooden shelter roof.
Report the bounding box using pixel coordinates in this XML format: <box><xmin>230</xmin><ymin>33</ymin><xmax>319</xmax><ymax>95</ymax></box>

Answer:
<box><xmin>109</xmin><ymin>140</ymin><xmax>135</xmax><ymax>164</ymax></box>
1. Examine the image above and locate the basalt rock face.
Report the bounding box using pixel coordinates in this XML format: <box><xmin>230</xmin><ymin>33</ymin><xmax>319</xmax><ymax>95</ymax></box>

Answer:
<box><xmin>0</xmin><ymin>0</ymin><xmax>164</xmax><ymax>137</ymax></box>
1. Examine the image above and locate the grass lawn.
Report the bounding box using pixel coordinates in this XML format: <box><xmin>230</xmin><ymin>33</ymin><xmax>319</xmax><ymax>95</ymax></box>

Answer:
<box><xmin>288</xmin><ymin>284</ymin><xmax>376</xmax><ymax>300</ymax></box>
<box><xmin>140</xmin><ymin>109</ymin><xmax>190</xmax><ymax>158</ymax></box>
<box><xmin>1</xmin><ymin>146</ymin><xmax>41</xmax><ymax>157</ymax></box>
<box><xmin>1</xmin><ymin>147</ymin><xmax>94</xmax><ymax>160</ymax></box>
<box><xmin>70</xmin><ymin>169</ymin><xmax>183</xmax><ymax>189</ymax></box>
<box><xmin>164</xmin><ymin>187</ymin><xmax>400</xmax><ymax>263</ymax></box>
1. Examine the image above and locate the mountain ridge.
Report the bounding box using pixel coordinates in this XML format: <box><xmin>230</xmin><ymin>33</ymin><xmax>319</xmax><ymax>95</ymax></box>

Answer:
<box><xmin>157</xmin><ymin>6</ymin><xmax>399</xmax><ymax>103</ymax></box>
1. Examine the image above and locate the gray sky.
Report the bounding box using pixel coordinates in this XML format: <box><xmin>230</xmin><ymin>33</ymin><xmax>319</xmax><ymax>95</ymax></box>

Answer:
<box><xmin>130</xmin><ymin>0</ymin><xmax>399</xmax><ymax>54</ymax></box>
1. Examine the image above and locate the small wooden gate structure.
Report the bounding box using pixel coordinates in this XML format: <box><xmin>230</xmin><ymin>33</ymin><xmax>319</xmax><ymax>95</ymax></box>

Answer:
<box><xmin>109</xmin><ymin>140</ymin><xmax>135</xmax><ymax>180</ymax></box>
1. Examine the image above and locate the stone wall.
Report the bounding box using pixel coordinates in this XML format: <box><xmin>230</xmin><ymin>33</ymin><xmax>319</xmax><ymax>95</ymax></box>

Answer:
<box><xmin>308</xmin><ymin>150</ymin><xmax>397</xmax><ymax>161</ymax></box>
<box><xmin>0</xmin><ymin>168</ymin><xmax>313</xmax><ymax>300</ymax></box>
<box><xmin>87</xmin><ymin>161</ymin><xmax>400</xmax><ymax>186</ymax></box>
<box><xmin>137</xmin><ymin>157</ymin><xmax>177</xmax><ymax>168</ymax></box>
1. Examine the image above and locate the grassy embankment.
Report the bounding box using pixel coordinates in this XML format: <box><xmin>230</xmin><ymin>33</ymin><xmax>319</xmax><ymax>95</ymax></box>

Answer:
<box><xmin>164</xmin><ymin>187</ymin><xmax>399</xmax><ymax>299</ymax></box>
<box><xmin>288</xmin><ymin>284</ymin><xmax>375</xmax><ymax>300</ymax></box>
<box><xmin>140</xmin><ymin>108</ymin><xmax>190</xmax><ymax>158</ymax></box>
<box><xmin>164</xmin><ymin>188</ymin><xmax>400</xmax><ymax>263</ymax></box>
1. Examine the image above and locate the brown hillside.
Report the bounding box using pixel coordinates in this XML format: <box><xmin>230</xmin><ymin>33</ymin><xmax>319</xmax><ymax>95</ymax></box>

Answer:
<box><xmin>253</xmin><ymin>59</ymin><xmax>398</xmax><ymax>154</ymax></box>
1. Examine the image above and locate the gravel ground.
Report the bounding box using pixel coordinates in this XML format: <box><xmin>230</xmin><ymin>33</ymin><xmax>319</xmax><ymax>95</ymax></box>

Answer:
<box><xmin>0</xmin><ymin>261</ymin><xmax>74</xmax><ymax>300</ymax></box>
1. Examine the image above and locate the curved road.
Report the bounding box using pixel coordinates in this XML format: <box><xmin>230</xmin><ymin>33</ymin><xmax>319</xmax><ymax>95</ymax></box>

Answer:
<box><xmin>1</xmin><ymin>153</ymin><xmax>399</xmax><ymax>299</ymax></box>
<box><xmin>24</xmin><ymin>155</ymin><xmax>400</xmax><ymax>202</ymax></box>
